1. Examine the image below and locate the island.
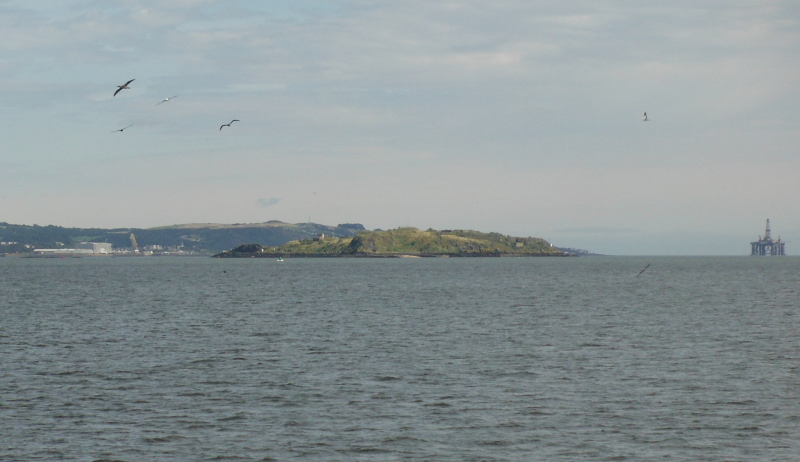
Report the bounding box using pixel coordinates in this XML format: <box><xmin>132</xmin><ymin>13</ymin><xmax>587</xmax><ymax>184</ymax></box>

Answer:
<box><xmin>213</xmin><ymin>227</ymin><xmax>573</xmax><ymax>258</ymax></box>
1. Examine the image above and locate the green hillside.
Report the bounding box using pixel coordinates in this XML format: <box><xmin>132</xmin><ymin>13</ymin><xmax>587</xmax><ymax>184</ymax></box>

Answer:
<box><xmin>215</xmin><ymin>227</ymin><xmax>567</xmax><ymax>257</ymax></box>
<box><xmin>0</xmin><ymin>221</ymin><xmax>364</xmax><ymax>254</ymax></box>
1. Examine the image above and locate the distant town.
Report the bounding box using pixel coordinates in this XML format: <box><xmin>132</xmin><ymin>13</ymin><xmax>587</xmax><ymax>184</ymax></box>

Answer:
<box><xmin>24</xmin><ymin>241</ymin><xmax>204</xmax><ymax>257</ymax></box>
<box><xmin>0</xmin><ymin>221</ymin><xmax>367</xmax><ymax>257</ymax></box>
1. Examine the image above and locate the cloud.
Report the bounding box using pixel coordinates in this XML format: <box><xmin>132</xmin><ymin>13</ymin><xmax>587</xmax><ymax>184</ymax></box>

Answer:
<box><xmin>256</xmin><ymin>197</ymin><xmax>280</xmax><ymax>208</ymax></box>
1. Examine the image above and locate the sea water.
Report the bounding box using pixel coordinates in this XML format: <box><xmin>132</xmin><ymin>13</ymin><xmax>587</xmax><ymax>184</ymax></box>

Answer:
<box><xmin>1</xmin><ymin>256</ymin><xmax>798</xmax><ymax>461</ymax></box>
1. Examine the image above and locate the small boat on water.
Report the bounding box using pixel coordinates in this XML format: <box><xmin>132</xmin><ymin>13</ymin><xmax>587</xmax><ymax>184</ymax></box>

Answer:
<box><xmin>277</xmin><ymin>257</ymin><xmax>284</xmax><ymax>262</ymax></box>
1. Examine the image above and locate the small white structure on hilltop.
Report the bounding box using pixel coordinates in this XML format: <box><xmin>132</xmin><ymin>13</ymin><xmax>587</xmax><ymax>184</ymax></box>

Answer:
<box><xmin>33</xmin><ymin>242</ymin><xmax>113</xmax><ymax>256</ymax></box>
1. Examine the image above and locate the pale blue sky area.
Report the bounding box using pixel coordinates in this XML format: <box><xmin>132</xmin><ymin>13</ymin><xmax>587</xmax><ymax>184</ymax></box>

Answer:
<box><xmin>1</xmin><ymin>1</ymin><xmax>798</xmax><ymax>255</ymax></box>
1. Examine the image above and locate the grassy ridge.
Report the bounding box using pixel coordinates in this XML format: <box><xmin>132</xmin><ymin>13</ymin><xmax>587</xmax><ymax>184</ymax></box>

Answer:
<box><xmin>216</xmin><ymin>227</ymin><xmax>566</xmax><ymax>257</ymax></box>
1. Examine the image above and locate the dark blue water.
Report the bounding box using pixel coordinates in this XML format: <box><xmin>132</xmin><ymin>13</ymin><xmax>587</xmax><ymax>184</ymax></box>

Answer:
<box><xmin>1</xmin><ymin>256</ymin><xmax>798</xmax><ymax>461</ymax></box>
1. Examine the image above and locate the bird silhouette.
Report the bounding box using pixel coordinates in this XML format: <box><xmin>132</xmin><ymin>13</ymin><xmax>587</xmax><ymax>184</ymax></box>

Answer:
<box><xmin>156</xmin><ymin>95</ymin><xmax>178</xmax><ymax>105</ymax></box>
<box><xmin>112</xmin><ymin>124</ymin><xmax>133</xmax><ymax>132</ymax></box>
<box><xmin>642</xmin><ymin>112</ymin><xmax>649</xmax><ymax>121</ymax></box>
<box><xmin>113</xmin><ymin>79</ymin><xmax>135</xmax><ymax>97</ymax></box>
<box><xmin>219</xmin><ymin>119</ymin><xmax>240</xmax><ymax>131</ymax></box>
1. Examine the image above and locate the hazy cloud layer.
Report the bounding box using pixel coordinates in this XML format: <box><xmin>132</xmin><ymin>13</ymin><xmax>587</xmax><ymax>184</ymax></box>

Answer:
<box><xmin>1</xmin><ymin>0</ymin><xmax>798</xmax><ymax>254</ymax></box>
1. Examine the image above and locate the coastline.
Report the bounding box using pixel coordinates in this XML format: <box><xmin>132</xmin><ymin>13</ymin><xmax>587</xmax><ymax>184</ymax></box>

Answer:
<box><xmin>215</xmin><ymin>252</ymin><xmax>576</xmax><ymax>258</ymax></box>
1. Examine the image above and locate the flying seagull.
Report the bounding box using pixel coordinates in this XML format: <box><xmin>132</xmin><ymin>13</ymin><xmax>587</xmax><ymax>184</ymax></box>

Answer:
<box><xmin>113</xmin><ymin>79</ymin><xmax>135</xmax><ymax>97</ymax></box>
<box><xmin>219</xmin><ymin>119</ymin><xmax>240</xmax><ymax>131</ymax></box>
<box><xmin>157</xmin><ymin>95</ymin><xmax>178</xmax><ymax>105</ymax></box>
<box><xmin>642</xmin><ymin>112</ymin><xmax>649</xmax><ymax>121</ymax></box>
<box><xmin>636</xmin><ymin>263</ymin><xmax>651</xmax><ymax>277</ymax></box>
<box><xmin>112</xmin><ymin>124</ymin><xmax>133</xmax><ymax>132</ymax></box>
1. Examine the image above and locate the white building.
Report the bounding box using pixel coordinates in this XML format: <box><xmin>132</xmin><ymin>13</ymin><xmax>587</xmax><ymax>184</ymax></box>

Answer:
<box><xmin>34</xmin><ymin>242</ymin><xmax>113</xmax><ymax>256</ymax></box>
<box><xmin>74</xmin><ymin>242</ymin><xmax>113</xmax><ymax>254</ymax></box>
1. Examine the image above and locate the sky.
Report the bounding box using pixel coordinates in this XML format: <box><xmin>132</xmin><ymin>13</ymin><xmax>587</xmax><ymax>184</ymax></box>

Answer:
<box><xmin>1</xmin><ymin>0</ymin><xmax>798</xmax><ymax>255</ymax></box>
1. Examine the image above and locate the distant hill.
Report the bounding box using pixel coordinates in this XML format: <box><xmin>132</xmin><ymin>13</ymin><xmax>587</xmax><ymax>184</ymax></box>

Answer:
<box><xmin>0</xmin><ymin>221</ymin><xmax>365</xmax><ymax>254</ymax></box>
<box><xmin>215</xmin><ymin>227</ymin><xmax>570</xmax><ymax>258</ymax></box>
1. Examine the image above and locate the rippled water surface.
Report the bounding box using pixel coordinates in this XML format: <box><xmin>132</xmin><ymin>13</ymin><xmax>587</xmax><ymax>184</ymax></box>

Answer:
<box><xmin>1</xmin><ymin>256</ymin><xmax>799</xmax><ymax>461</ymax></box>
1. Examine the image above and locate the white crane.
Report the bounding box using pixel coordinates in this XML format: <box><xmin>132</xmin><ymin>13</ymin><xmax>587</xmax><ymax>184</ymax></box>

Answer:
<box><xmin>130</xmin><ymin>234</ymin><xmax>139</xmax><ymax>253</ymax></box>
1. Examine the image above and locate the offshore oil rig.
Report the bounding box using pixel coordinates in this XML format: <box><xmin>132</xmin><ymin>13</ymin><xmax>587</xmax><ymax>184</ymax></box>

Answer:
<box><xmin>750</xmin><ymin>219</ymin><xmax>785</xmax><ymax>256</ymax></box>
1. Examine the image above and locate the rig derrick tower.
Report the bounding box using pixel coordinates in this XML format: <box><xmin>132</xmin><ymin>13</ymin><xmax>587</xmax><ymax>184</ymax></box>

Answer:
<box><xmin>750</xmin><ymin>219</ymin><xmax>785</xmax><ymax>256</ymax></box>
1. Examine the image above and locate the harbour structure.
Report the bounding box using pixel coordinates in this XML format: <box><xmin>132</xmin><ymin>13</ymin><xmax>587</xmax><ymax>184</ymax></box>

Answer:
<box><xmin>750</xmin><ymin>219</ymin><xmax>785</xmax><ymax>256</ymax></box>
<box><xmin>33</xmin><ymin>241</ymin><xmax>112</xmax><ymax>257</ymax></box>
